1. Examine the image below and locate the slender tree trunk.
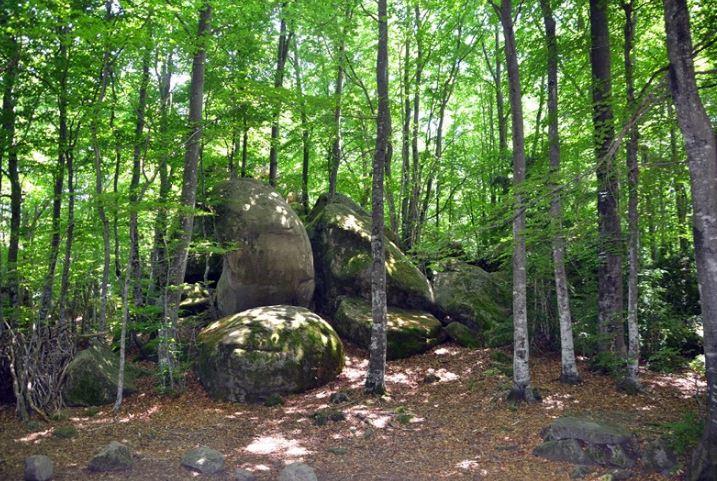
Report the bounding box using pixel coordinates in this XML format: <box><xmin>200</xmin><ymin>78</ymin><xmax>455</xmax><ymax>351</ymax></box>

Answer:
<box><xmin>540</xmin><ymin>0</ymin><xmax>580</xmax><ymax>384</ymax></box>
<box><xmin>669</xmin><ymin>102</ymin><xmax>690</xmax><ymax>256</ymax></box>
<box><xmin>498</xmin><ymin>0</ymin><xmax>539</xmax><ymax>403</ymax></box>
<box><xmin>241</xmin><ymin>120</ymin><xmax>249</xmax><ymax>178</ymax></box>
<box><xmin>622</xmin><ymin>0</ymin><xmax>641</xmax><ymax>392</ymax></box>
<box><xmin>161</xmin><ymin>4</ymin><xmax>212</xmax><ymax>390</ymax></box>
<box><xmin>292</xmin><ymin>38</ymin><xmax>310</xmax><ymax>213</ymax></box>
<box><xmin>663</xmin><ymin>1</ymin><xmax>717</xmax><ymax>478</ymax></box>
<box><xmin>38</xmin><ymin>24</ymin><xmax>70</xmax><ymax>322</ymax></box>
<box><xmin>268</xmin><ymin>7</ymin><xmax>289</xmax><ymax>187</ymax></box>
<box><xmin>405</xmin><ymin>4</ymin><xmax>422</xmax><ymax>249</ymax></box>
<box><xmin>495</xmin><ymin>23</ymin><xmax>507</xmax><ymax>171</ymax></box>
<box><xmin>590</xmin><ymin>0</ymin><xmax>625</xmax><ymax>355</ymax></box>
<box><xmin>151</xmin><ymin>52</ymin><xmax>173</xmax><ymax>297</ymax></box>
<box><xmin>328</xmin><ymin>8</ymin><xmax>349</xmax><ymax>197</ymax></box>
<box><xmin>400</xmin><ymin>31</ymin><xmax>411</xmax><ymax>243</ymax></box>
<box><xmin>365</xmin><ymin>0</ymin><xmax>390</xmax><ymax>396</ymax></box>
<box><xmin>2</xmin><ymin>36</ymin><xmax>21</xmax><ymax>309</ymax></box>
<box><xmin>57</xmin><ymin>146</ymin><xmax>75</xmax><ymax>322</ymax></box>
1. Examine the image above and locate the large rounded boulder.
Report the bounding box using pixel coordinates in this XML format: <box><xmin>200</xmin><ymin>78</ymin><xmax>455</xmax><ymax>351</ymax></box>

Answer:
<box><xmin>196</xmin><ymin>305</ymin><xmax>344</xmax><ymax>402</ymax></box>
<box><xmin>211</xmin><ymin>179</ymin><xmax>315</xmax><ymax>317</ymax></box>
<box><xmin>307</xmin><ymin>193</ymin><xmax>434</xmax><ymax>314</ymax></box>
<box><xmin>63</xmin><ymin>342</ymin><xmax>136</xmax><ymax>406</ymax></box>
<box><xmin>334</xmin><ymin>296</ymin><xmax>445</xmax><ymax>359</ymax></box>
<box><xmin>432</xmin><ymin>258</ymin><xmax>510</xmax><ymax>333</ymax></box>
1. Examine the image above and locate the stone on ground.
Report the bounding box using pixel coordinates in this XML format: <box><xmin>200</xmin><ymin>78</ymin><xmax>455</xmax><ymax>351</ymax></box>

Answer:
<box><xmin>532</xmin><ymin>439</ymin><xmax>593</xmax><ymax>465</ymax></box>
<box><xmin>542</xmin><ymin>416</ymin><xmax>633</xmax><ymax>446</ymax></box>
<box><xmin>24</xmin><ymin>455</ymin><xmax>53</xmax><ymax>481</ymax></box>
<box><xmin>62</xmin><ymin>343</ymin><xmax>136</xmax><ymax>407</ymax></box>
<box><xmin>234</xmin><ymin>468</ymin><xmax>257</xmax><ymax>481</ymax></box>
<box><xmin>88</xmin><ymin>441</ymin><xmax>132</xmax><ymax>472</ymax></box>
<box><xmin>212</xmin><ymin>178</ymin><xmax>315</xmax><ymax>317</ymax></box>
<box><xmin>643</xmin><ymin>438</ymin><xmax>677</xmax><ymax>474</ymax></box>
<box><xmin>278</xmin><ymin>462</ymin><xmax>318</xmax><ymax>481</ymax></box>
<box><xmin>181</xmin><ymin>446</ymin><xmax>225</xmax><ymax>474</ymax></box>
<box><xmin>444</xmin><ymin>321</ymin><xmax>481</xmax><ymax>348</ymax></box>
<box><xmin>432</xmin><ymin>258</ymin><xmax>510</xmax><ymax>333</ymax></box>
<box><xmin>333</xmin><ymin>296</ymin><xmax>445</xmax><ymax>359</ymax></box>
<box><xmin>196</xmin><ymin>305</ymin><xmax>344</xmax><ymax>402</ymax></box>
<box><xmin>307</xmin><ymin>193</ymin><xmax>434</xmax><ymax>314</ymax></box>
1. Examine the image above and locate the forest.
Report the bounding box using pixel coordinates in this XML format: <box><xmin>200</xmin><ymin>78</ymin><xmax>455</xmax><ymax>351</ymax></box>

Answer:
<box><xmin>1</xmin><ymin>0</ymin><xmax>716</xmax><ymax>480</ymax></box>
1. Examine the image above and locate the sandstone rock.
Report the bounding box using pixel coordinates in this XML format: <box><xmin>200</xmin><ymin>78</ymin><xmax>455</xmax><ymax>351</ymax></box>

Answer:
<box><xmin>63</xmin><ymin>343</ymin><xmax>136</xmax><ymax>407</ymax></box>
<box><xmin>278</xmin><ymin>463</ymin><xmax>318</xmax><ymax>481</ymax></box>
<box><xmin>181</xmin><ymin>446</ymin><xmax>225</xmax><ymax>474</ymax></box>
<box><xmin>24</xmin><ymin>455</ymin><xmax>53</xmax><ymax>481</ymax></box>
<box><xmin>88</xmin><ymin>441</ymin><xmax>132</xmax><ymax>472</ymax></box>
<box><xmin>197</xmin><ymin>305</ymin><xmax>343</xmax><ymax>402</ymax></box>
<box><xmin>444</xmin><ymin>322</ymin><xmax>481</xmax><ymax>348</ymax></box>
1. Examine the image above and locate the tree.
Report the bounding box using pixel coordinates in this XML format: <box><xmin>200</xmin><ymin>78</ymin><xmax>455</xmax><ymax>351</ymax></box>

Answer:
<box><xmin>663</xmin><ymin>1</ymin><xmax>717</xmax><ymax>478</ymax></box>
<box><xmin>268</xmin><ymin>4</ymin><xmax>290</xmax><ymax>187</ymax></box>
<box><xmin>365</xmin><ymin>0</ymin><xmax>391</xmax><ymax>396</ymax></box>
<box><xmin>495</xmin><ymin>0</ymin><xmax>539</xmax><ymax>403</ymax></box>
<box><xmin>590</xmin><ymin>0</ymin><xmax>625</xmax><ymax>356</ymax></box>
<box><xmin>540</xmin><ymin>0</ymin><xmax>580</xmax><ymax>385</ymax></box>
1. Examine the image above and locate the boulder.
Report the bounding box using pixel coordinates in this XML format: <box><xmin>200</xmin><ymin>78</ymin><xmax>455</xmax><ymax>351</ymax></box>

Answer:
<box><xmin>643</xmin><ymin>438</ymin><xmax>677</xmax><ymax>474</ymax></box>
<box><xmin>307</xmin><ymin>193</ymin><xmax>434</xmax><ymax>314</ymax></box>
<box><xmin>444</xmin><ymin>322</ymin><xmax>481</xmax><ymax>348</ymax></box>
<box><xmin>179</xmin><ymin>283</ymin><xmax>212</xmax><ymax>316</ymax></box>
<box><xmin>212</xmin><ymin>178</ymin><xmax>315</xmax><ymax>317</ymax></box>
<box><xmin>542</xmin><ymin>417</ymin><xmax>633</xmax><ymax>446</ymax></box>
<box><xmin>533</xmin><ymin>439</ymin><xmax>593</xmax><ymax>465</ymax></box>
<box><xmin>235</xmin><ymin>468</ymin><xmax>257</xmax><ymax>481</ymax></box>
<box><xmin>184</xmin><ymin>210</ymin><xmax>223</xmax><ymax>285</ymax></box>
<box><xmin>197</xmin><ymin>305</ymin><xmax>344</xmax><ymax>402</ymax></box>
<box><xmin>24</xmin><ymin>455</ymin><xmax>53</xmax><ymax>481</ymax></box>
<box><xmin>432</xmin><ymin>258</ymin><xmax>510</xmax><ymax>332</ymax></box>
<box><xmin>278</xmin><ymin>463</ymin><xmax>318</xmax><ymax>481</ymax></box>
<box><xmin>88</xmin><ymin>441</ymin><xmax>132</xmax><ymax>472</ymax></box>
<box><xmin>63</xmin><ymin>343</ymin><xmax>135</xmax><ymax>407</ymax></box>
<box><xmin>181</xmin><ymin>446</ymin><xmax>225</xmax><ymax>474</ymax></box>
<box><xmin>333</xmin><ymin>296</ymin><xmax>446</xmax><ymax>359</ymax></box>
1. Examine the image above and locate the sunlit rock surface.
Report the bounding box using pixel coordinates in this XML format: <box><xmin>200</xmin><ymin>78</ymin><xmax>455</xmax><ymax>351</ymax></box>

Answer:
<box><xmin>306</xmin><ymin>193</ymin><xmax>434</xmax><ymax>314</ymax></box>
<box><xmin>196</xmin><ymin>305</ymin><xmax>344</xmax><ymax>402</ymax></box>
<box><xmin>212</xmin><ymin>179</ymin><xmax>315</xmax><ymax>317</ymax></box>
<box><xmin>333</xmin><ymin>296</ymin><xmax>445</xmax><ymax>359</ymax></box>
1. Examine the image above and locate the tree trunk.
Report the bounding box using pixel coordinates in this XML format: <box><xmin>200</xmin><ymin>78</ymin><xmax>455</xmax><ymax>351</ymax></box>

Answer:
<box><xmin>328</xmin><ymin>8</ymin><xmax>349</xmax><ymax>197</ymax></box>
<box><xmin>404</xmin><ymin>4</ymin><xmax>422</xmax><ymax>249</ymax></box>
<box><xmin>292</xmin><ymin>38</ymin><xmax>310</xmax><ymax>214</ymax></box>
<box><xmin>365</xmin><ymin>0</ymin><xmax>390</xmax><ymax>396</ymax></box>
<box><xmin>663</xmin><ymin>1</ymin><xmax>717</xmax><ymax>479</ymax></box>
<box><xmin>268</xmin><ymin>7</ymin><xmax>289</xmax><ymax>187</ymax></box>
<box><xmin>590</xmin><ymin>0</ymin><xmax>625</xmax><ymax>355</ymax></box>
<box><xmin>161</xmin><ymin>4</ymin><xmax>212</xmax><ymax>390</ymax></box>
<box><xmin>498</xmin><ymin>0</ymin><xmax>539</xmax><ymax>403</ymax></box>
<box><xmin>57</xmin><ymin>144</ymin><xmax>75</xmax><ymax>322</ymax></box>
<box><xmin>540</xmin><ymin>0</ymin><xmax>580</xmax><ymax>385</ymax></box>
<box><xmin>622</xmin><ymin>0</ymin><xmax>641</xmax><ymax>392</ymax></box>
<box><xmin>400</xmin><ymin>30</ymin><xmax>411</xmax><ymax>243</ymax></box>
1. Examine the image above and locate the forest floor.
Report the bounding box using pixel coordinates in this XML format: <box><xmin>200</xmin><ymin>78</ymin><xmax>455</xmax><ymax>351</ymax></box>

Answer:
<box><xmin>0</xmin><ymin>343</ymin><xmax>706</xmax><ymax>481</ymax></box>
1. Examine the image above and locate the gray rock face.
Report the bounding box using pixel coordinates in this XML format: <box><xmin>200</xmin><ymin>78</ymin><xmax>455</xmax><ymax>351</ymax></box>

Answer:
<box><xmin>278</xmin><ymin>463</ymin><xmax>318</xmax><ymax>481</ymax></box>
<box><xmin>643</xmin><ymin>438</ymin><xmax>677</xmax><ymax>474</ymax></box>
<box><xmin>181</xmin><ymin>446</ymin><xmax>225</xmax><ymax>474</ymax></box>
<box><xmin>24</xmin><ymin>455</ymin><xmax>53</xmax><ymax>481</ymax></box>
<box><xmin>197</xmin><ymin>305</ymin><xmax>344</xmax><ymax>402</ymax></box>
<box><xmin>333</xmin><ymin>296</ymin><xmax>445</xmax><ymax>359</ymax></box>
<box><xmin>432</xmin><ymin>259</ymin><xmax>510</xmax><ymax>332</ymax></box>
<box><xmin>88</xmin><ymin>441</ymin><xmax>132</xmax><ymax>472</ymax></box>
<box><xmin>307</xmin><ymin>193</ymin><xmax>434</xmax><ymax>314</ymax></box>
<box><xmin>542</xmin><ymin>417</ymin><xmax>633</xmax><ymax>446</ymax></box>
<box><xmin>63</xmin><ymin>343</ymin><xmax>136</xmax><ymax>407</ymax></box>
<box><xmin>235</xmin><ymin>468</ymin><xmax>257</xmax><ymax>481</ymax></box>
<box><xmin>212</xmin><ymin>179</ymin><xmax>315</xmax><ymax>317</ymax></box>
<box><xmin>534</xmin><ymin>417</ymin><xmax>638</xmax><ymax>469</ymax></box>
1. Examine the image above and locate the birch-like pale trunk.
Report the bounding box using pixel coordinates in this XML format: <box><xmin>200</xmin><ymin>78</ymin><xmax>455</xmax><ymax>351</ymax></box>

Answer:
<box><xmin>497</xmin><ymin>0</ymin><xmax>539</xmax><ymax>403</ymax></box>
<box><xmin>268</xmin><ymin>7</ymin><xmax>288</xmax><ymax>187</ymax></box>
<box><xmin>663</xmin><ymin>1</ymin><xmax>717</xmax><ymax>478</ymax></box>
<box><xmin>540</xmin><ymin>0</ymin><xmax>580</xmax><ymax>385</ymax></box>
<box><xmin>365</xmin><ymin>0</ymin><xmax>390</xmax><ymax>396</ymax></box>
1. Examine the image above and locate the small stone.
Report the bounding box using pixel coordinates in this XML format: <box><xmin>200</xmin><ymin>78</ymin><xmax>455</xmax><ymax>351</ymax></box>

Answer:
<box><xmin>609</xmin><ymin>469</ymin><xmax>633</xmax><ymax>480</ymax></box>
<box><xmin>181</xmin><ymin>446</ymin><xmax>225</xmax><ymax>474</ymax></box>
<box><xmin>327</xmin><ymin>447</ymin><xmax>348</xmax><ymax>455</ymax></box>
<box><xmin>278</xmin><ymin>462</ymin><xmax>318</xmax><ymax>481</ymax></box>
<box><xmin>329</xmin><ymin>391</ymin><xmax>349</xmax><ymax>404</ymax></box>
<box><xmin>235</xmin><ymin>467</ymin><xmax>257</xmax><ymax>481</ymax></box>
<box><xmin>422</xmin><ymin>373</ymin><xmax>440</xmax><ymax>384</ymax></box>
<box><xmin>570</xmin><ymin>465</ymin><xmax>593</xmax><ymax>479</ymax></box>
<box><xmin>88</xmin><ymin>441</ymin><xmax>133</xmax><ymax>472</ymax></box>
<box><xmin>24</xmin><ymin>455</ymin><xmax>53</xmax><ymax>481</ymax></box>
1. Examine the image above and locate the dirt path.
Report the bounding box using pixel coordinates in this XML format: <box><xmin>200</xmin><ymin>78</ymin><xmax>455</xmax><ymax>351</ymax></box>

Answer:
<box><xmin>0</xmin><ymin>344</ymin><xmax>705</xmax><ymax>480</ymax></box>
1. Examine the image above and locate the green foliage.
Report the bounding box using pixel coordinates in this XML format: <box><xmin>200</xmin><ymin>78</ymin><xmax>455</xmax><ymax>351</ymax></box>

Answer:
<box><xmin>52</xmin><ymin>425</ymin><xmax>78</xmax><ymax>439</ymax></box>
<box><xmin>588</xmin><ymin>351</ymin><xmax>624</xmax><ymax>377</ymax></box>
<box><xmin>647</xmin><ymin>347</ymin><xmax>688</xmax><ymax>373</ymax></box>
<box><xmin>662</xmin><ymin>412</ymin><xmax>704</xmax><ymax>455</ymax></box>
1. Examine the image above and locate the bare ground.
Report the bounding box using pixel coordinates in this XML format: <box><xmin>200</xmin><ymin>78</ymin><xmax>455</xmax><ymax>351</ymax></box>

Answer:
<box><xmin>0</xmin><ymin>344</ymin><xmax>706</xmax><ymax>481</ymax></box>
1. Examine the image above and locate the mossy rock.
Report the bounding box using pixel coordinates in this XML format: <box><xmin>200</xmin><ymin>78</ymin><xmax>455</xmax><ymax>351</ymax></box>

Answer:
<box><xmin>196</xmin><ymin>305</ymin><xmax>344</xmax><ymax>403</ymax></box>
<box><xmin>333</xmin><ymin>296</ymin><xmax>446</xmax><ymax>359</ymax></box>
<box><xmin>432</xmin><ymin>258</ymin><xmax>510</xmax><ymax>332</ymax></box>
<box><xmin>445</xmin><ymin>322</ymin><xmax>481</xmax><ymax>348</ymax></box>
<box><xmin>62</xmin><ymin>342</ymin><xmax>136</xmax><ymax>407</ymax></box>
<box><xmin>211</xmin><ymin>178</ymin><xmax>315</xmax><ymax>317</ymax></box>
<box><xmin>307</xmin><ymin>193</ymin><xmax>435</xmax><ymax>314</ymax></box>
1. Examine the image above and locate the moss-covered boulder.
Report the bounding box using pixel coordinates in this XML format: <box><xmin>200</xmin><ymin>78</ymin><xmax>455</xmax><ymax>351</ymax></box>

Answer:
<box><xmin>307</xmin><ymin>193</ymin><xmax>434</xmax><ymax>314</ymax></box>
<box><xmin>211</xmin><ymin>179</ymin><xmax>315</xmax><ymax>317</ymax></box>
<box><xmin>196</xmin><ymin>305</ymin><xmax>344</xmax><ymax>402</ymax></box>
<box><xmin>333</xmin><ymin>296</ymin><xmax>445</xmax><ymax>359</ymax></box>
<box><xmin>63</xmin><ymin>343</ymin><xmax>136</xmax><ymax>407</ymax></box>
<box><xmin>444</xmin><ymin>322</ymin><xmax>481</xmax><ymax>348</ymax></box>
<box><xmin>185</xmin><ymin>210</ymin><xmax>223</xmax><ymax>285</ymax></box>
<box><xmin>432</xmin><ymin>258</ymin><xmax>510</xmax><ymax>332</ymax></box>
